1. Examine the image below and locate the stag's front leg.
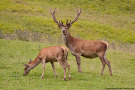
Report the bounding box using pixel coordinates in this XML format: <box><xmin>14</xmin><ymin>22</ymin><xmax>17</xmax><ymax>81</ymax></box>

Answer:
<box><xmin>75</xmin><ymin>55</ymin><xmax>82</xmax><ymax>73</ymax></box>
<box><xmin>41</xmin><ymin>59</ymin><xmax>46</xmax><ymax>79</ymax></box>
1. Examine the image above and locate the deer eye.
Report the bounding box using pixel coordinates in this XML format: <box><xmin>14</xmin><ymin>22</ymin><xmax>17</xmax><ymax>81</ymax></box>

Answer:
<box><xmin>25</xmin><ymin>66</ymin><xmax>28</xmax><ymax>70</ymax></box>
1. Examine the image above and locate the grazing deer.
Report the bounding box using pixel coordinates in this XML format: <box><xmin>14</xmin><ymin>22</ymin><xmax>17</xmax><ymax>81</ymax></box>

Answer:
<box><xmin>50</xmin><ymin>8</ymin><xmax>112</xmax><ymax>75</ymax></box>
<box><xmin>23</xmin><ymin>46</ymin><xmax>71</xmax><ymax>80</ymax></box>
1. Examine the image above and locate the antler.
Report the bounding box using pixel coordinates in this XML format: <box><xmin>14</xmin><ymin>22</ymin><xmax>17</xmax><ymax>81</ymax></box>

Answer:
<box><xmin>66</xmin><ymin>8</ymin><xmax>81</xmax><ymax>28</ymax></box>
<box><xmin>50</xmin><ymin>8</ymin><xmax>58</xmax><ymax>23</ymax></box>
<box><xmin>70</xmin><ymin>8</ymin><xmax>81</xmax><ymax>24</ymax></box>
<box><xmin>50</xmin><ymin>9</ymin><xmax>63</xmax><ymax>28</ymax></box>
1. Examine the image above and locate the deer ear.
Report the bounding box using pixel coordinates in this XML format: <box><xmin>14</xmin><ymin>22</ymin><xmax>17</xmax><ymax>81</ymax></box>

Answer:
<box><xmin>28</xmin><ymin>59</ymin><xmax>32</xmax><ymax>64</ymax></box>
<box><xmin>24</xmin><ymin>64</ymin><xmax>28</xmax><ymax>67</ymax></box>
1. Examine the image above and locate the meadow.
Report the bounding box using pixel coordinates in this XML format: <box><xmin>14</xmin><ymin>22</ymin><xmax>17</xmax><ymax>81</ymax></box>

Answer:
<box><xmin>0</xmin><ymin>0</ymin><xmax>135</xmax><ymax>89</ymax></box>
<box><xmin>0</xmin><ymin>39</ymin><xmax>135</xmax><ymax>89</ymax></box>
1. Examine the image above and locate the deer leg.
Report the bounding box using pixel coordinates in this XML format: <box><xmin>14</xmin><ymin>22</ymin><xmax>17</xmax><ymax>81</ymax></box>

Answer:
<box><xmin>63</xmin><ymin>53</ymin><xmax>71</xmax><ymax>80</ymax></box>
<box><xmin>104</xmin><ymin>57</ymin><xmax>112</xmax><ymax>76</ymax></box>
<box><xmin>75</xmin><ymin>55</ymin><xmax>82</xmax><ymax>73</ymax></box>
<box><xmin>99</xmin><ymin>55</ymin><xmax>112</xmax><ymax>76</ymax></box>
<box><xmin>41</xmin><ymin>59</ymin><xmax>46</xmax><ymax>79</ymax></box>
<box><xmin>51</xmin><ymin>62</ymin><xmax>57</xmax><ymax>78</ymax></box>
<box><xmin>64</xmin><ymin>60</ymin><xmax>71</xmax><ymax>80</ymax></box>
<box><xmin>99</xmin><ymin>56</ymin><xmax>106</xmax><ymax>75</ymax></box>
<box><xmin>57</xmin><ymin>58</ymin><xmax>66</xmax><ymax>80</ymax></box>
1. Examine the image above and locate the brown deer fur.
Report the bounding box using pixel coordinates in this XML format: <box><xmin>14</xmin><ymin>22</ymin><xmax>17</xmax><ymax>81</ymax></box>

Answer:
<box><xmin>23</xmin><ymin>46</ymin><xmax>71</xmax><ymax>80</ymax></box>
<box><xmin>50</xmin><ymin>8</ymin><xmax>112</xmax><ymax>75</ymax></box>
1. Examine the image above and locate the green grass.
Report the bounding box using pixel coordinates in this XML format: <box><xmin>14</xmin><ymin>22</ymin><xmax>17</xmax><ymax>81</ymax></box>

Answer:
<box><xmin>0</xmin><ymin>0</ymin><xmax>135</xmax><ymax>89</ymax></box>
<box><xmin>0</xmin><ymin>39</ymin><xmax>135</xmax><ymax>89</ymax></box>
<box><xmin>0</xmin><ymin>0</ymin><xmax>135</xmax><ymax>43</ymax></box>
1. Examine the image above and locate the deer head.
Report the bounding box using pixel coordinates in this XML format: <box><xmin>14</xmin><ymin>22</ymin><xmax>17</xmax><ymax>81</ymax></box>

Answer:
<box><xmin>50</xmin><ymin>8</ymin><xmax>81</xmax><ymax>35</ymax></box>
<box><xmin>23</xmin><ymin>59</ymin><xmax>32</xmax><ymax>76</ymax></box>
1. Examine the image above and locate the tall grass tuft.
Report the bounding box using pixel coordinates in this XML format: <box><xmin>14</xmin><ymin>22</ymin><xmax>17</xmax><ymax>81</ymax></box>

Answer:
<box><xmin>0</xmin><ymin>30</ymin><xmax>4</xmax><ymax>39</ymax></box>
<box><xmin>15</xmin><ymin>29</ymin><xmax>63</xmax><ymax>44</ymax></box>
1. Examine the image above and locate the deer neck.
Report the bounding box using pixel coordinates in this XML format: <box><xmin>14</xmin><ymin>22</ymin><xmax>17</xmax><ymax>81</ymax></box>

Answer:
<box><xmin>29</xmin><ymin>57</ymin><xmax>41</xmax><ymax>69</ymax></box>
<box><xmin>62</xmin><ymin>30</ymin><xmax>77</xmax><ymax>55</ymax></box>
<box><xmin>62</xmin><ymin>30</ymin><xmax>74</xmax><ymax>46</ymax></box>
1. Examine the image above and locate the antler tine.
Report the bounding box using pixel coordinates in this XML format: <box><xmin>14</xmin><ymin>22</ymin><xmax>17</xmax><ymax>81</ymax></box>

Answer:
<box><xmin>61</xmin><ymin>20</ymin><xmax>63</xmax><ymax>26</ymax></box>
<box><xmin>50</xmin><ymin>8</ymin><xmax>59</xmax><ymax>23</ymax></box>
<box><xmin>70</xmin><ymin>8</ymin><xmax>81</xmax><ymax>24</ymax></box>
<box><xmin>70</xmin><ymin>19</ymin><xmax>71</xmax><ymax>23</ymax></box>
<box><xmin>66</xmin><ymin>19</ymin><xmax>68</xmax><ymax>24</ymax></box>
<box><xmin>49</xmin><ymin>8</ymin><xmax>54</xmax><ymax>15</ymax></box>
<box><xmin>76</xmin><ymin>8</ymin><xmax>79</xmax><ymax>13</ymax></box>
<box><xmin>49</xmin><ymin>9</ymin><xmax>52</xmax><ymax>14</ymax></box>
<box><xmin>78</xmin><ymin>8</ymin><xmax>81</xmax><ymax>14</ymax></box>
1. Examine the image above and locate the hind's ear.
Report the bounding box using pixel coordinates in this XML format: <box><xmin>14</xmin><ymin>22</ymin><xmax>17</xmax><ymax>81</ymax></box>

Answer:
<box><xmin>24</xmin><ymin>64</ymin><xmax>28</xmax><ymax>67</ymax></box>
<box><xmin>28</xmin><ymin>59</ymin><xmax>32</xmax><ymax>64</ymax></box>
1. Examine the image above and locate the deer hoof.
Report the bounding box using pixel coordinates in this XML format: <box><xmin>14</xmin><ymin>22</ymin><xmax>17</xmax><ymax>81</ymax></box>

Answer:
<box><xmin>69</xmin><ymin>77</ymin><xmax>71</xmax><ymax>80</ymax></box>
<box><xmin>63</xmin><ymin>78</ymin><xmax>66</xmax><ymax>81</ymax></box>
<box><xmin>41</xmin><ymin>76</ymin><xmax>44</xmax><ymax>79</ymax></box>
<box><xmin>78</xmin><ymin>71</ymin><xmax>82</xmax><ymax>73</ymax></box>
<box><xmin>100</xmin><ymin>73</ymin><xmax>103</xmax><ymax>75</ymax></box>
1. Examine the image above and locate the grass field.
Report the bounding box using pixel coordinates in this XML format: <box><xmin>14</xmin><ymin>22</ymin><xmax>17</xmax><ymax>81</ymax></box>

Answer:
<box><xmin>0</xmin><ymin>0</ymin><xmax>135</xmax><ymax>89</ymax></box>
<box><xmin>0</xmin><ymin>39</ymin><xmax>135</xmax><ymax>89</ymax></box>
<box><xmin>0</xmin><ymin>0</ymin><xmax>135</xmax><ymax>43</ymax></box>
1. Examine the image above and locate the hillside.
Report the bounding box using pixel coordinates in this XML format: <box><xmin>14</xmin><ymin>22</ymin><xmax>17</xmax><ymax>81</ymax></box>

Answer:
<box><xmin>0</xmin><ymin>0</ymin><xmax>135</xmax><ymax>43</ymax></box>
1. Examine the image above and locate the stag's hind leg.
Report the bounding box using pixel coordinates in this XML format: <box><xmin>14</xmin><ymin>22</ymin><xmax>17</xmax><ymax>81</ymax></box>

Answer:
<box><xmin>104</xmin><ymin>56</ymin><xmax>112</xmax><ymax>76</ymax></box>
<box><xmin>98</xmin><ymin>53</ymin><xmax>112</xmax><ymax>76</ymax></box>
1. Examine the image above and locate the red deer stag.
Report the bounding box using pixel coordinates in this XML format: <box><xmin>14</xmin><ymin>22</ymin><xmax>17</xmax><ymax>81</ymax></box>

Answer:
<box><xmin>50</xmin><ymin>8</ymin><xmax>112</xmax><ymax>76</ymax></box>
<box><xmin>23</xmin><ymin>46</ymin><xmax>71</xmax><ymax>80</ymax></box>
